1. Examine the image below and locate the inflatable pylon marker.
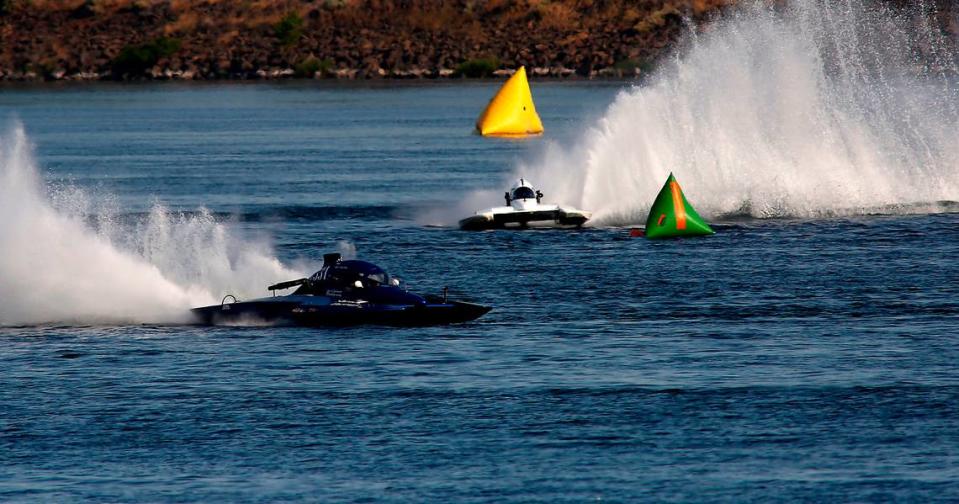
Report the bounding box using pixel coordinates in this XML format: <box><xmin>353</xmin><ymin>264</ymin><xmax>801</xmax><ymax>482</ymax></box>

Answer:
<box><xmin>644</xmin><ymin>173</ymin><xmax>715</xmax><ymax>239</ymax></box>
<box><xmin>476</xmin><ymin>66</ymin><xmax>544</xmax><ymax>137</ymax></box>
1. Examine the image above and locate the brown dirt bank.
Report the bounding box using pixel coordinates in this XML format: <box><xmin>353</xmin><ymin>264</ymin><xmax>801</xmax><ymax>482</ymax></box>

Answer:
<box><xmin>0</xmin><ymin>0</ymin><xmax>955</xmax><ymax>81</ymax></box>
<box><xmin>0</xmin><ymin>0</ymin><xmax>737</xmax><ymax>80</ymax></box>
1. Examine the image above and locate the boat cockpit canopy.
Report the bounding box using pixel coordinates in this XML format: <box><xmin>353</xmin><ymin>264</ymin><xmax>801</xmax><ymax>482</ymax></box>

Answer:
<box><xmin>314</xmin><ymin>260</ymin><xmax>391</xmax><ymax>288</ymax></box>
<box><xmin>512</xmin><ymin>186</ymin><xmax>536</xmax><ymax>200</ymax></box>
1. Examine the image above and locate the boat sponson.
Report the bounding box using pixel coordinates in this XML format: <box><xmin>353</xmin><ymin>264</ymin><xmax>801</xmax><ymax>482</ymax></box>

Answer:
<box><xmin>557</xmin><ymin>210</ymin><xmax>590</xmax><ymax>226</ymax></box>
<box><xmin>458</xmin><ymin>214</ymin><xmax>495</xmax><ymax>230</ymax></box>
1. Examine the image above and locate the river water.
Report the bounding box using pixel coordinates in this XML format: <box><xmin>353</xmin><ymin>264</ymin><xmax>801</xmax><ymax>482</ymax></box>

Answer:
<box><xmin>1</xmin><ymin>80</ymin><xmax>957</xmax><ymax>502</ymax></box>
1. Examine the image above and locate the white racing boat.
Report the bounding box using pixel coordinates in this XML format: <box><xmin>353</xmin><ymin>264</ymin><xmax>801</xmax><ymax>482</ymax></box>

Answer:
<box><xmin>459</xmin><ymin>179</ymin><xmax>591</xmax><ymax>230</ymax></box>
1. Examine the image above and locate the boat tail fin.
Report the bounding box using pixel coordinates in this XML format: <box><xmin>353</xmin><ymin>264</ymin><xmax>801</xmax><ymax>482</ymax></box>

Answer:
<box><xmin>267</xmin><ymin>278</ymin><xmax>308</xmax><ymax>291</ymax></box>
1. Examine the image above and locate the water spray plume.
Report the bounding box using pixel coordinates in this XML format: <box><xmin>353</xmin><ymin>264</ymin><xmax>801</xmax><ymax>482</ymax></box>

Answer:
<box><xmin>0</xmin><ymin>123</ymin><xmax>302</xmax><ymax>326</ymax></box>
<box><xmin>517</xmin><ymin>0</ymin><xmax>959</xmax><ymax>224</ymax></box>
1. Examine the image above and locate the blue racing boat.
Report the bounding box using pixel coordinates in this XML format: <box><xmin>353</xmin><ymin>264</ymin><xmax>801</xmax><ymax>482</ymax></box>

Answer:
<box><xmin>191</xmin><ymin>253</ymin><xmax>491</xmax><ymax>326</ymax></box>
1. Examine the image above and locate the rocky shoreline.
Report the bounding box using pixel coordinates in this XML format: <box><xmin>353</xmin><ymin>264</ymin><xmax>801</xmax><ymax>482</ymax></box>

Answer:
<box><xmin>0</xmin><ymin>0</ymin><xmax>735</xmax><ymax>82</ymax></box>
<box><xmin>0</xmin><ymin>64</ymin><xmax>618</xmax><ymax>82</ymax></box>
<box><xmin>1</xmin><ymin>0</ymin><xmax>956</xmax><ymax>82</ymax></box>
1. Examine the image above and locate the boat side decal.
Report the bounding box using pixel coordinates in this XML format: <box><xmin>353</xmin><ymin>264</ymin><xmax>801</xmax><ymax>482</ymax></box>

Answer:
<box><xmin>669</xmin><ymin>180</ymin><xmax>687</xmax><ymax>230</ymax></box>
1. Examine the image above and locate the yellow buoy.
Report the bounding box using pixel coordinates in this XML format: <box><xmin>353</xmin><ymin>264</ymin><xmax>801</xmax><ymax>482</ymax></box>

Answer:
<box><xmin>475</xmin><ymin>67</ymin><xmax>544</xmax><ymax>137</ymax></box>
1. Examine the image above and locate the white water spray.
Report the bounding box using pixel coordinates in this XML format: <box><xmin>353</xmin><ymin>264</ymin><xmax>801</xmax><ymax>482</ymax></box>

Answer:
<box><xmin>518</xmin><ymin>0</ymin><xmax>959</xmax><ymax>223</ymax></box>
<box><xmin>335</xmin><ymin>240</ymin><xmax>358</xmax><ymax>260</ymax></box>
<box><xmin>0</xmin><ymin>124</ymin><xmax>303</xmax><ymax>325</ymax></box>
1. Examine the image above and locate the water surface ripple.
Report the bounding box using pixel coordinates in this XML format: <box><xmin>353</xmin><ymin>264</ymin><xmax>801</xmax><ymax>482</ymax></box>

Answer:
<box><xmin>1</xmin><ymin>83</ymin><xmax>957</xmax><ymax>502</ymax></box>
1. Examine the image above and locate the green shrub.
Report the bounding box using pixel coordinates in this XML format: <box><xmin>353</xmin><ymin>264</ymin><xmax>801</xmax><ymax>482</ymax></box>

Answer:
<box><xmin>151</xmin><ymin>37</ymin><xmax>182</xmax><ymax>57</ymax></box>
<box><xmin>294</xmin><ymin>55</ymin><xmax>333</xmax><ymax>77</ymax></box>
<box><xmin>111</xmin><ymin>37</ymin><xmax>181</xmax><ymax>78</ymax></box>
<box><xmin>32</xmin><ymin>61</ymin><xmax>57</xmax><ymax>80</ymax></box>
<box><xmin>613</xmin><ymin>58</ymin><xmax>655</xmax><ymax>76</ymax></box>
<box><xmin>613</xmin><ymin>59</ymin><xmax>640</xmax><ymax>75</ymax></box>
<box><xmin>275</xmin><ymin>12</ymin><xmax>304</xmax><ymax>46</ymax></box>
<box><xmin>454</xmin><ymin>57</ymin><xmax>499</xmax><ymax>78</ymax></box>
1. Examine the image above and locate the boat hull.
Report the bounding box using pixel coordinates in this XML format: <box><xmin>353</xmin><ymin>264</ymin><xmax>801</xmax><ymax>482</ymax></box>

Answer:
<box><xmin>459</xmin><ymin>208</ymin><xmax>590</xmax><ymax>230</ymax></box>
<box><xmin>191</xmin><ymin>297</ymin><xmax>491</xmax><ymax>327</ymax></box>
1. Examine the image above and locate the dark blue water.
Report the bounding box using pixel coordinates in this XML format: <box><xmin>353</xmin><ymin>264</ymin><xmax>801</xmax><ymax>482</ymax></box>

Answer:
<box><xmin>2</xmin><ymin>82</ymin><xmax>959</xmax><ymax>502</ymax></box>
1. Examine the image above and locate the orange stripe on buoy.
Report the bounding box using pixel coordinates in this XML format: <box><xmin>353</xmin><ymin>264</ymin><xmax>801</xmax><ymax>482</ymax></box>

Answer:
<box><xmin>669</xmin><ymin>181</ymin><xmax>687</xmax><ymax>230</ymax></box>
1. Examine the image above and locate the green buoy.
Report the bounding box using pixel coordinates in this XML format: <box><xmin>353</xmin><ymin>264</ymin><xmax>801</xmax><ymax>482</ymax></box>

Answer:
<box><xmin>644</xmin><ymin>173</ymin><xmax>715</xmax><ymax>239</ymax></box>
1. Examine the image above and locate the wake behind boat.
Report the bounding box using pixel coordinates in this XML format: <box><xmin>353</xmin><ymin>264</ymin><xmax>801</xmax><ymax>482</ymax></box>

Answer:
<box><xmin>459</xmin><ymin>178</ymin><xmax>591</xmax><ymax>230</ymax></box>
<box><xmin>192</xmin><ymin>253</ymin><xmax>491</xmax><ymax>327</ymax></box>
